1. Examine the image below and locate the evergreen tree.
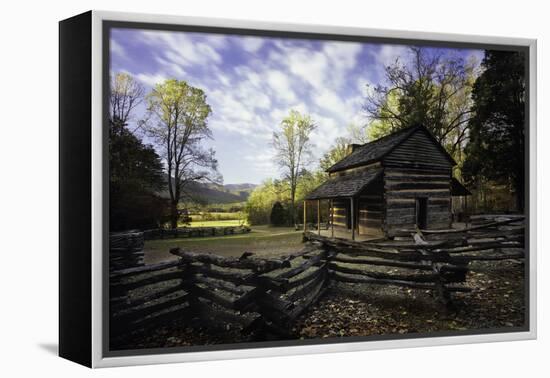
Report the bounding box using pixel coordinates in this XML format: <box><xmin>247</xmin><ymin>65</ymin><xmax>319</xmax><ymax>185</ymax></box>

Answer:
<box><xmin>270</xmin><ymin>201</ymin><xmax>288</xmax><ymax>226</ymax></box>
<box><xmin>109</xmin><ymin>117</ymin><xmax>168</xmax><ymax>230</ymax></box>
<box><xmin>463</xmin><ymin>50</ymin><xmax>526</xmax><ymax>211</ymax></box>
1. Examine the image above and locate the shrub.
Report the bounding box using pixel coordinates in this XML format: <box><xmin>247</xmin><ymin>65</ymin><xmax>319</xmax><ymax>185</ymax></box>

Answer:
<box><xmin>270</xmin><ymin>201</ymin><xmax>289</xmax><ymax>226</ymax></box>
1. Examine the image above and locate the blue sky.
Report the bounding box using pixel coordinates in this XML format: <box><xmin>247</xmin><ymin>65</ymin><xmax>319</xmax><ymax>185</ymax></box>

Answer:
<box><xmin>110</xmin><ymin>28</ymin><xmax>484</xmax><ymax>185</ymax></box>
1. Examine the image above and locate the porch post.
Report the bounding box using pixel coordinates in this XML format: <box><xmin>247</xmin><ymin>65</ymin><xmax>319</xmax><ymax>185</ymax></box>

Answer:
<box><xmin>317</xmin><ymin>199</ymin><xmax>321</xmax><ymax>235</ymax></box>
<box><xmin>331</xmin><ymin>199</ymin><xmax>334</xmax><ymax>238</ymax></box>
<box><xmin>350</xmin><ymin>197</ymin><xmax>355</xmax><ymax>241</ymax></box>
<box><xmin>464</xmin><ymin>196</ymin><xmax>468</xmax><ymax>227</ymax></box>
<box><xmin>303</xmin><ymin>200</ymin><xmax>307</xmax><ymax>233</ymax></box>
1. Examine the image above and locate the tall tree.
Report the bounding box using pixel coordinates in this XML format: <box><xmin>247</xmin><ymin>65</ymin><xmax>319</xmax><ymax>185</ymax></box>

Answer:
<box><xmin>110</xmin><ymin>73</ymin><xmax>145</xmax><ymax>127</ymax></box>
<box><xmin>108</xmin><ymin>73</ymin><xmax>167</xmax><ymax>230</ymax></box>
<box><xmin>319</xmin><ymin>137</ymin><xmax>352</xmax><ymax>172</ymax></box>
<box><xmin>109</xmin><ymin>118</ymin><xmax>167</xmax><ymax>230</ymax></box>
<box><xmin>363</xmin><ymin>47</ymin><xmax>477</xmax><ymax>160</ymax></box>
<box><xmin>463</xmin><ymin>50</ymin><xmax>526</xmax><ymax>211</ymax></box>
<box><xmin>272</xmin><ymin>110</ymin><xmax>316</xmax><ymax>224</ymax></box>
<box><xmin>145</xmin><ymin>79</ymin><xmax>219</xmax><ymax>228</ymax></box>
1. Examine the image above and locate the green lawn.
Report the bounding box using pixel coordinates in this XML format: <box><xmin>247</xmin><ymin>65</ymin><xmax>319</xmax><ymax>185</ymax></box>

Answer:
<box><xmin>143</xmin><ymin>225</ymin><xmax>303</xmax><ymax>264</ymax></box>
<box><xmin>181</xmin><ymin>219</ymin><xmax>245</xmax><ymax>227</ymax></box>
<box><xmin>188</xmin><ymin>212</ymin><xmax>243</xmax><ymax>222</ymax></box>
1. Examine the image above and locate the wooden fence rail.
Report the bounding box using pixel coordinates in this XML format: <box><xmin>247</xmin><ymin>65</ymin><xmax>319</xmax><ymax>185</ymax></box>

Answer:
<box><xmin>109</xmin><ymin>231</ymin><xmax>145</xmax><ymax>271</ymax></box>
<box><xmin>110</xmin><ymin>216</ymin><xmax>525</xmax><ymax>343</ymax></box>
<box><xmin>109</xmin><ymin>244</ymin><xmax>331</xmax><ymax>342</ymax></box>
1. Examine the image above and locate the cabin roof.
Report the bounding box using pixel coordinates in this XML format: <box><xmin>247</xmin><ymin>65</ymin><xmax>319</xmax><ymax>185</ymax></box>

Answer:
<box><xmin>305</xmin><ymin>168</ymin><xmax>383</xmax><ymax>200</ymax></box>
<box><xmin>326</xmin><ymin>124</ymin><xmax>456</xmax><ymax>173</ymax></box>
<box><xmin>451</xmin><ymin>177</ymin><xmax>472</xmax><ymax>196</ymax></box>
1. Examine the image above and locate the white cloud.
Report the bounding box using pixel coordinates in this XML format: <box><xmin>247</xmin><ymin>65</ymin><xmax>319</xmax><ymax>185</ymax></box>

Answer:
<box><xmin>237</xmin><ymin>82</ymin><xmax>272</xmax><ymax>110</ymax></box>
<box><xmin>376</xmin><ymin>44</ymin><xmax>410</xmax><ymax>67</ymax></box>
<box><xmin>322</xmin><ymin>41</ymin><xmax>362</xmax><ymax>87</ymax></box>
<box><xmin>111</xmin><ymin>30</ymin><xmax>401</xmax><ymax>183</ymax></box>
<box><xmin>266</xmin><ymin>70</ymin><xmax>297</xmax><ymax>103</ymax></box>
<box><xmin>309</xmin><ymin>113</ymin><xmax>343</xmax><ymax>153</ymax></box>
<box><xmin>234</xmin><ymin>66</ymin><xmax>262</xmax><ymax>87</ymax></box>
<box><xmin>204</xmin><ymin>34</ymin><xmax>228</xmax><ymax>49</ymax></box>
<box><xmin>244</xmin><ymin>150</ymin><xmax>277</xmax><ymax>175</ymax></box>
<box><xmin>237</xmin><ymin>36</ymin><xmax>265</xmax><ymax>53</ymax></box>
<box><xmin>323</xmin><ymin>42</ymin><xmax>362</xmax><ymax>69</ymax></box>
<box><xmin>135</xmin><ymin>72</ymin><xmax>167</xmax><ymax>87</ymax></box>
<box><xmin>110</xmin><ymin>39</ymin><xmax>125</xmax><ymax>58</ymax></box>
<box><xmin>271</xmin><ymin>40</ymin><xmax>362</xmax><ymax>92</ymax></box>
<box><xmin>285</xmin><ymin>49</ymin><xmax>328</xmax><ymax>90</ymax></box>
<box><xmin>141</xmin><ymin>30</ymin><xmax>222</xmax><ymax>67</ymax></box>
<box><xmin>314</xmin><ymin>89</ymin><xmax>348</xmax><ymax>116</ymax></box>
<box><xmin>154</xmin><ymin>56</ymin><xmax>187</xmax><ymax>78</ymax></box>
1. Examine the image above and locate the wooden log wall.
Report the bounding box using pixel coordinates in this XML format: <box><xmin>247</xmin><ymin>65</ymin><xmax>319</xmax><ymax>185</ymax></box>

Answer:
<box><xmin>356</xmin><ymin>177</ymin><xmax>384</xmax><ymax>236</ymax></box>
<box><xmin>383</xmin><ymin>168</ymin><xmax>453</xmax><ymax>236</ymax></box>
<box><xmin>358</xmin><ymin>194</ymin><xmax>384</xmax><ymax>236</ymax></box>
<box><xmin>332</xmin><ymin>199</ymin><xmax>348</xmax><ymax>229</ymax></box>
<box><xmin>382</xmin><ymin>129</ymin><xmax>455</xmax><ymax>236</ymax></box>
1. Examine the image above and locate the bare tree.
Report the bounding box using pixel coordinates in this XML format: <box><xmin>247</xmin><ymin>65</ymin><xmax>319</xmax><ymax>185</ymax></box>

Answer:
<box><xmin>272</xmin><ymin>110</ymin><xmax>316</xmax><ymax>224</ymax></box>
<box><xmin>363</xmin><ymin>47</ymin><xmax>477</xmax><ymax>160</ymax></box>
<box><xmin>109</xmin><ymin>72</ymin><xmax>145</xmax><ymax>127</ymax></box>
<box><xmin>145</xmin><ymin>79</ymin><xmax>219</xmax><ymax>228</ymax></box>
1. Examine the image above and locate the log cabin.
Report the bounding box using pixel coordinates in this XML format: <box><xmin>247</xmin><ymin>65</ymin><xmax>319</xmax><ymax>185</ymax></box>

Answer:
<box><xmin>305</xmin><ymin>124</ymin><xmax>470</xmax><ymax>239</ymax></box>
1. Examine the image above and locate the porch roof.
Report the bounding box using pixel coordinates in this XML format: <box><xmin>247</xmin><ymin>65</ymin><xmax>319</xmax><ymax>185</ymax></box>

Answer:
<box><xmin>305</xmin><ymin>168</ymin><xmax>383</xmax><ymax>200</ymax></box>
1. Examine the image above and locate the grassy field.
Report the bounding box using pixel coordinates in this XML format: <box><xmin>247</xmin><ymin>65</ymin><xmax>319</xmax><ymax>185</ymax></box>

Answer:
<box><xmin>188</xmin><ymin>212</ymin><xmax>243</xmax><ymax>222</ymax></box>
<box><xmin>181</xmin><ymin>219</ymin><xmax>245</xmax><ymax>227</ymax></box>
<box><xmin>143</xmin><ymin>225</ymin><xmax>303</xmax><ymax>264</ymax></box>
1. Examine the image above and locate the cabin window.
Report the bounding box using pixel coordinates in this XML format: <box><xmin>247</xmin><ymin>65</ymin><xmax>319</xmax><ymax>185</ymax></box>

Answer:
<box><xmin>416</xmin><ymin>197</ymin><xmax>428</xmax><ymax>229</ymax></box>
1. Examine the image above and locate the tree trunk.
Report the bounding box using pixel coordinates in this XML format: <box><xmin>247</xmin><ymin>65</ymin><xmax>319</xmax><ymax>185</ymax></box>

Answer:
<box><xmin>290</xmin><ymin>186</ymin><xmax>296</xmax><ymax>225</ymax></box>
<box><xmin>170</xmin><ymin>201</ymin><xmax>178</xmax><ymax>229</ymax></box>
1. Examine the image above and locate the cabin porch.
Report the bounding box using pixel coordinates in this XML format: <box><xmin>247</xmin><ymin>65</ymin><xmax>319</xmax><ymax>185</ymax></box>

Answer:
<box><xmin>314</xmin><ymin>226</ymin><xmax>383</xmax><ymax>242</ymax></box>
<box><xmin>303</xmin><ymin>168</ymin><xmax>385</xmax><ymax>241</ymax></box>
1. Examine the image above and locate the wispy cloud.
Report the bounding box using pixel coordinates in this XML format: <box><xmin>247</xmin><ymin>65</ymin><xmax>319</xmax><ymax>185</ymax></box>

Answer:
<box><xmin>135</xmin><ymin>72</ymin><xmax>167</xmax><ymax>87</ymax></box>
<box><xmin>110</xmin><ymin>28</ymin><xmax>483</xmax><ymax>184</ymax></box>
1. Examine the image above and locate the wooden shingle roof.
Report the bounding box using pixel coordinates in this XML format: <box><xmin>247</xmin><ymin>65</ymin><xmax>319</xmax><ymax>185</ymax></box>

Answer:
<box><xmin>326</xmin><ymin>124</ymin><xmax>456</xmax><ymax>173</ymax></box>
<box><xmin>305</xmin><ymin>168</ymin><xmax>383</xmax><ymax>200</ymax></box>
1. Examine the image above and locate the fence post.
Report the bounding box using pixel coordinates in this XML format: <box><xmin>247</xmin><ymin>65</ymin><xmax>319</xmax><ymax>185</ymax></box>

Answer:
<box><xmin>432</xmin><ymin>261</ymin><xmax>452</xmax><ymax>308</ymax></box>
<box><xmin>178</xmin><ymin>260</ymin><xmax>202</xmax><ymax>322</ymax></box>
<box><xmin>303</xmin><ymin>200</ymin><xmax>307</xmax><ymax>233</ymax></box>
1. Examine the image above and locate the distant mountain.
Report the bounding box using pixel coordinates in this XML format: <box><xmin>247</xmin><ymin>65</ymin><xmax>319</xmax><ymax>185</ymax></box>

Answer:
<box><xmin>160</xmin><ymin>178</ymin><xmax>257</xmax><ymax>204</ymax></box>
<box><xmin>222</xmin><ymin>183</ymin><xmax>257</xmax><ymax>202</ymax></box>
<box><xmin>223</xmin><ymin>183</ymin><xmax>257</xmax><ymax>192</ymax></box>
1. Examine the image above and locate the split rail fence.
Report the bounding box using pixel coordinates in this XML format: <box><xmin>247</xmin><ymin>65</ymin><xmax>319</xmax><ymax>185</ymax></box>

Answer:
<box><xmin>109</xmin><ymin>216</ymin><xmax>525</xmax><ymax>343</ymax></box>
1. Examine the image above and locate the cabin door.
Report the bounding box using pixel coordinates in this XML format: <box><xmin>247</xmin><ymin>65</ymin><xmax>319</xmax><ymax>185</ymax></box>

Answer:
<box><xmin>416</xmin><ymin>197</ymin><xmax>428</xmax><ymax>229</ymax></box>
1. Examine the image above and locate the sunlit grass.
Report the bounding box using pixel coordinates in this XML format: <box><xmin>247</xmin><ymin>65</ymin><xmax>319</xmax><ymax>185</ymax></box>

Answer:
<box><xmin>178</xmin><ymin>219</ymin><xmax>246</xmax><ymax>228</ymax></box>
<box><xmin>143</xmin><ymin>225</ymin><xmax>303</xmax><ymax>263</ymax></box>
